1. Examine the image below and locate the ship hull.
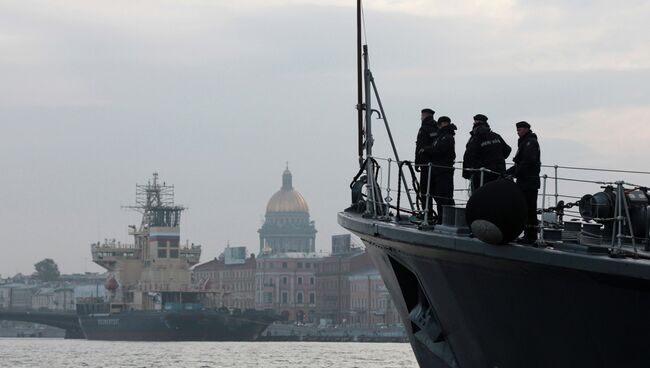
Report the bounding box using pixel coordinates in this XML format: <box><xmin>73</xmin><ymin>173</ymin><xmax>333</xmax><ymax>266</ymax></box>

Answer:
<box><xmin>339</xmin><ymin>212</ymin><xmax>650</xmax><ymax>368</ymax></box>
<box><xmin>78</xmin><ymin>310</ymin><xmax>272</xmax><ymax>341</ymax></box>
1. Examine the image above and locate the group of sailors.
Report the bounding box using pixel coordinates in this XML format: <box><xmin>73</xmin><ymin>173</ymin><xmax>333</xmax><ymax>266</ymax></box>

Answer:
<box><xmin>415</xmin><ymin>109</ymin><xmax>541</xmax><ymax>244</ymax></box>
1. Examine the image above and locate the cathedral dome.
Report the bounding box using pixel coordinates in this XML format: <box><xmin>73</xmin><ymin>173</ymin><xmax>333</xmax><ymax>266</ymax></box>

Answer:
<box><xmin>265</xmin><ymin>167</ymin><xmax>310</xmax><ymax>214</ymax></box>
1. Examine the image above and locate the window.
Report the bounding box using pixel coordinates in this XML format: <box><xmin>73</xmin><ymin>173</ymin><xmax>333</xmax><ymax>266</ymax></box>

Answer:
<box><xmin>282</xmin><ymin>292</ymin><xmax>288</xmax><ymax>304</ymax></box>
<box><xmin>297</xmin><ymin>292</ymin><xmax>303</xmax><ymax>304</ymax></box>
<box><xmin>158</xmin><ymin>249</ymin><xmax>167</xmax><ymax>258</ymax></box>
<box><xmin>282</xmin><ymin>262</ymin><xmax>287</xmax><ymax>268</ymax></box>
<box><xmin>282</xmin><ymin>277</ymin><xmax>288</xmax><ymax>285</ymax></box>
<box><xmin>169</xmin><ymin>249</ymin><xmax>179</xmax><ymax>258</ymax></box>
<box><xmin>309</xmin><ymin>293</ymin><xmax>315</xmax><ymax>304</ymax></box>
<box><xmin>310</xmin><ymin>277</ymin><xmax>314</xmax><ymax>285</ymax></box>
<box><xmin>269</xmin><ymin>262</ymin><xmax>274</xmax><ymax>269</ymax></box>
<box><xmin>298</xmin><ymin>262</ymin><xmax>303</xmax><ymax>268</ymax></box>
<box><xmin>297</xmin><ymin>277</ymin><xmax>303</xmax><ymax>285</ymax></box>
<box><xmin>306</xmin><ymin>263</ymin><xmax>311</xmax><ymax>269</ymax></box>
<box><xmin>263</xmin><ymin>292</ymin><xmax>273</xmax><ymax>304</ymax></box>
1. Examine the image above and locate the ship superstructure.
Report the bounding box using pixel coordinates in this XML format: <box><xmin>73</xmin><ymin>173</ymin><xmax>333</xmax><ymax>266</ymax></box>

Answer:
<box><xmin>79</xmin><ymin>174</ymin><xmax>276</xmax><ymax>341</ymax></box>
<box><xmin>90</xmin><ymin>173</ymin><xmax>201</xmax><ymax>310</ymax></box>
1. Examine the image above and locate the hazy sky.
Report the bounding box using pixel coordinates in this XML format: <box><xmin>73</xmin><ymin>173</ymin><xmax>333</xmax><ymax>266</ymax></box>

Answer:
<box><xmin>1</xmin><ymin>1</ymin><xmax>649</xmax><ymax>275</ymax></box>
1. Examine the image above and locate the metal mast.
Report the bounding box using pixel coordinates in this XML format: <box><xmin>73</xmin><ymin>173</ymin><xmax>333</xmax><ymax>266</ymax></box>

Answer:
<box><xmin>122</xmin><ymin>172</ymin><xmax>185</xmax><ymax>231</ymax></box>
<box><xmin>356</xmin><ymin>0</ymin><xmax>415</xmax><ymax>216</ymax></box>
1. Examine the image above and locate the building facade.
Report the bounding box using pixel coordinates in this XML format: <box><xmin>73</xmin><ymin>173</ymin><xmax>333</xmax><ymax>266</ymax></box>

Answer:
<box><xmin>32</xmin><ymin>287</ymin><xmax>75</xmax><ymax>311</ymax></box>
<box><xmin>349</xmin><ymin>269</ymin><xmax>400</xmax><ymax>326</ymax></box>
<box><xmin>0</xmin><ymin>284</ymin><xmax>36</xmax><ymax>309</ymax></box>
<box><xmin>255</xmin><ymin>253</ymin><xmax>321</xmax><ymax>322</ymax></box>
<box><xmin>254</xmin><ymin>167</ymin><xmax>321</xmax><ymax>322</ymax></box>
<box><xmin>315</xmin><ymin>234</ymin><xmax>374</xmax><ymax>324</ymax></box>
<box><xmin>191</xmin><ymin>247</ymin><xmax>256</xmax><ymax>309</ymax></box>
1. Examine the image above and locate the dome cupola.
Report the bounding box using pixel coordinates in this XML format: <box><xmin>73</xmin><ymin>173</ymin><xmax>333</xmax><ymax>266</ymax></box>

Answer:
<box><xmin>265</xmin><ymin>166</ymin><xmax>309</xmax><ymax>214</ymax></box>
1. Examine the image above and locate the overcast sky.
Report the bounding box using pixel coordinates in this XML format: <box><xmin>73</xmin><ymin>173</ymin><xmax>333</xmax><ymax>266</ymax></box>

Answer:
<box><xmin>1</xmin><ymin>1</ymin><xmax>649</xmax><ymax>275</ymax></box>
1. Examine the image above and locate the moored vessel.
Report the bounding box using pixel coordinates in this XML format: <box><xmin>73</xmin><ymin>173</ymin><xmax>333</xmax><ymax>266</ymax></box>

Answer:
<box><xmin>78</xmin><ymin>173</ymin><xmax>276</xmax><ymax>341</ymax></box>
<box><xmin>339</xmin><ymin>2</ymin><xmax>650</xmax><ymax>367</ymax></box>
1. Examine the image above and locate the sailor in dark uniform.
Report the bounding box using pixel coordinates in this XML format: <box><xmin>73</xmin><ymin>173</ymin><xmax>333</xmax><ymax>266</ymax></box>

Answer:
<box><xmin>428</xmin><ymin>116</ymin><xmax>457</xmax><ymax>223</ymax></box>
<box><xmin>462</xmin><ymin>114</ymin><xmax>512</xmax><ymax>193</ymax></box>
<box><xmin>415</xmin><ymin>108</ymin><xmax>437</xmax><ymax>218</ymax></box>
<box><xmin>506</xmin><ymin>121</ymin><xmax>541</xmax><ymax>244</ymax></box>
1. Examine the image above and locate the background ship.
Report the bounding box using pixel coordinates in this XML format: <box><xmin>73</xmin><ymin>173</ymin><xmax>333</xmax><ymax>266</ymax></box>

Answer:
<box><xmin>339</xmin><ymin>2</ymin><xmax>650</xmax><ymax>367</ymax></box>
<box><xmin>78</xmin><ymin>173</ymin><xmax>275</xmax><ymax>341</ymax></box>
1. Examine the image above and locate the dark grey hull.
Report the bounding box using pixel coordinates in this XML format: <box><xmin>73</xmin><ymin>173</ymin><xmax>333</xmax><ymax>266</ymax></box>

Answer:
<box><xmin>339</xmin><ymin>212</ymin><xmax>650</xmax><ymax>368</ymax></box>
<box><xmin>79</xmin><ymin>310</ymin><xmax>274</xmax><ymax>341</ymax></box>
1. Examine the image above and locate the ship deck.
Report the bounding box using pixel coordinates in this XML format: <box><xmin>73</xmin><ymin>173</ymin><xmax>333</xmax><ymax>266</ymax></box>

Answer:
<box><xmin>338</xmin><ymin>211</ymin><xmax>650</xmax><ymax>281</ymax></box>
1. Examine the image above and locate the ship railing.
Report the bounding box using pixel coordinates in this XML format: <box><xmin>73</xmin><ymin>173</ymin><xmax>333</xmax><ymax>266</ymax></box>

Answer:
<box><xmin>91</xmin><ymin>249</ymin><xmax>140</xmax><ymax>260</ymax></box>
<box><xmin>360</xmin><ymin>155</ymin><xmax>650</xmax><ymax>251</ymax></box>
<box><xmin>91</xmin><ymin>242</ymin><xmax>138</xmax><ymax>249</ymax></box>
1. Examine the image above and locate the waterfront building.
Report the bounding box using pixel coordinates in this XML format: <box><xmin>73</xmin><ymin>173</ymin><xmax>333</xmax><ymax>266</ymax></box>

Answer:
<box><xmin>32</xmin><ymin>287</ymin><xmax>74</xmax><ymax>311</ymax></box>
<box><xmin>0</xmin><ymin>286</ymin><xmax>10</xmax><ymax>308</ymax></box>
<box><xmin>59</xmin><ymin>273</ymin><xmax>108</xmax><ymax>301</ymax></box>
<box><xmin>0</xmin><ymin>284</ymin><xmax>36</xmax><ymax>309</ymax></box>
<box><xmin>191</xmin><ymin>246</ymin><xmax>256</xmax><ymax>309</ymax></box>
<box><xmin>348</xmin><ymin>269</ymin><xmax>400</xmax><ymax>326</ymax></box>
<box><xmin>255</xmin><ymin>252</ymin><xmax>321</xmax><ymax>322</ymax></box>
<box><xmin>193</xmin><ymin>168</ymin><xmax>402</xmax><ymax>328</ymax></box>
<box><xmin>314</xmin><ymin>234</ymin><xmax>373</xmax><ymax>324</ymax></box>
<box><xmin>254</xmin><ymin>167</ymin><xmax>322</xmax><ymax>322</ymax></box>
<box><xmin>0</xmin><ymin>274</ymin><xmax>104</xmax><ymax>311</ymax></box>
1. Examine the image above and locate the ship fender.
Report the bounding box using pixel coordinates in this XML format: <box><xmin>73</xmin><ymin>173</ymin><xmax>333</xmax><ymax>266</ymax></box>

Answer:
<box><xmin>465</xmin><ymin>179</ymin><xmax>527</xmax><ymax>244</ymax></box>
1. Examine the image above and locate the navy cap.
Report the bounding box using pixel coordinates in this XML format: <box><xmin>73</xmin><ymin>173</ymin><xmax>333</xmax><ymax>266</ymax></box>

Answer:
<box><xmin>516</xmin><ymin>121</ymin><xmax>531</xmax><ymax>129</ymax></box>
<box><xmin>421</xmin><ymin>108</ymin><xmax>435</xmax><ymax>115</ymax></box>
<box><xmin>473</xmin><ymin>114</ymin><xmax>488</xmax><ymax>122</ymax></box>
<box><xmin>437</xmin><ymin>116</ymin><xmax>451</xmax><ymax>124</ymax></box>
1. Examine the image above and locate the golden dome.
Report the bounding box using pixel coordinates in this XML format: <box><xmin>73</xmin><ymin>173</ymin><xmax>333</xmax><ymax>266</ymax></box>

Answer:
<box><xmin>265</xmin><ymin>167</ymin><xmax>310</xmax><ymax>214</ymax></box>
<box><xmin>266</xmin><ymin>189</ymin><xmax>309</xmax><ymax>213</ymax></box>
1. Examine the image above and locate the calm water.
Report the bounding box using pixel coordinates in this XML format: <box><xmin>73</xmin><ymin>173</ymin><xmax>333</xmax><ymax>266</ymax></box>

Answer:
<box><xmin>0</xmin><ymin>339</ymin><xmax>417</xmax><ymax>368</ymax></box>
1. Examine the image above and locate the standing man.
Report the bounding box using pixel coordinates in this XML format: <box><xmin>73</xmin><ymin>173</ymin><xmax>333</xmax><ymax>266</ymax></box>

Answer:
<box><xmin>415</xmin><ymin>108</ymin><xmax>437</xmax><ymax>218</ymax></box>
<box><xmin>462</xmin><ymin>114</ymin><xmax>511</xmax><ymax>193</ymax></box>
<box><xmin>506</xmin><ymin>121</ymin><xmax>541</xmax><ymax>244</ymax></box>
<box><xmin>429</xmin><ymin>116</ymin><xmax>457</xmax><ymax>223</ymax></box>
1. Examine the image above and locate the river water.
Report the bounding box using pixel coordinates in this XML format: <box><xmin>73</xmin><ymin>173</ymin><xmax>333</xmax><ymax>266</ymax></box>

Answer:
<box><xmin>0</xmin><ymin>339</ymin><xmax>417</xmax><ymax>368</ymax></box>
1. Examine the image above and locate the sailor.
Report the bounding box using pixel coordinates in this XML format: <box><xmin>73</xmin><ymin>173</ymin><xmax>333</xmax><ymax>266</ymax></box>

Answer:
<box><xmin>462</xmin><ymin>114</ymin><xmax>512</xmax><ymax>193</ymax></box>
<box><xmin>415</xmin><ymin>108</ymin><xmax>437</xmax><ymax>218</ymax></box>
<box><xmin>429</xmin><ymin>116</ymin><xmax>457</xmax><ymax>223</ymax></box>
<box><xmin>506</xmin><ymin>121</ymin><xmax>541</xmax><ymax>244</ymax></box>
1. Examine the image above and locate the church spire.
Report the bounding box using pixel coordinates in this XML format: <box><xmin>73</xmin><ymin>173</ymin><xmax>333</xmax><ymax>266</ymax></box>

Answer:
<box><xmin>282</xmin><ymin>163</ymin><xmax>292</xmax><ymax>190</ymax></box>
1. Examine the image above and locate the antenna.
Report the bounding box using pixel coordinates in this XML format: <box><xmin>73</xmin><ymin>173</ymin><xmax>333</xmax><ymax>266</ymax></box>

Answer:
<box><xmin>357</xmin><ymin>0</ymin><xmax>363</xmax><ymax>168</ymax></box>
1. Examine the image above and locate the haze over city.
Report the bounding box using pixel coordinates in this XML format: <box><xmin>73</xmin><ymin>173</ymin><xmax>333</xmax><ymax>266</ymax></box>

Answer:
<box><xmin>2</xmin><ymin>0</ymin><xmax>649</xmax><ymax>275</ymax></box>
